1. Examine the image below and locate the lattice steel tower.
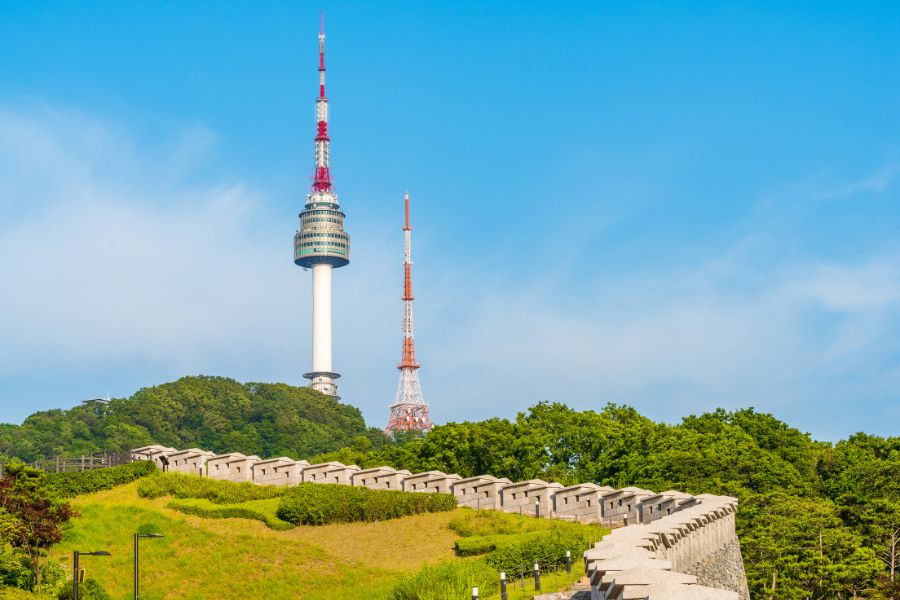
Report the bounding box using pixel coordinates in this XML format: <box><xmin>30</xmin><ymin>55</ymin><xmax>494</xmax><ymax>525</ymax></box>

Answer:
<box><xmin>385</xmin><ymin>193</ymin><xmax>434</xmax><ymax>435</ymax></box>
<box><xmin>294</xmin><ymin>14</ymin><xmax>350</xmax><ymax>398</ymax></box>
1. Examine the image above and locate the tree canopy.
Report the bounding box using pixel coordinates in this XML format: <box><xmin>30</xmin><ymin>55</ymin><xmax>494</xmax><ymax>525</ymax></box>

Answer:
<box><xmin>0</xmin><ymin>376</ymin><xmax>384</xmax><ymax>463</ymax></box>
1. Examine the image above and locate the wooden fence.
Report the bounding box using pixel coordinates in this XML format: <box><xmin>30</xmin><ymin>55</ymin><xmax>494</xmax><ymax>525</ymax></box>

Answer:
<box><xmin>0</xmin><ymin>452</ymin><xmax>132</xmax><ymax>476</ymax></box>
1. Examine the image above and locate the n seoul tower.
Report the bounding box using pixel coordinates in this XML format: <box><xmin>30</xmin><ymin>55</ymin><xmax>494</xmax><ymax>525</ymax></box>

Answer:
<box><xmin>385</xmin><ymin>193</ymin><xmax>434</xmax><ymax>434</ymax></box>
<box><xmin>294</xmin><ymin>14</ymin><xmax>350</xmax><ymax>398</ymax></box>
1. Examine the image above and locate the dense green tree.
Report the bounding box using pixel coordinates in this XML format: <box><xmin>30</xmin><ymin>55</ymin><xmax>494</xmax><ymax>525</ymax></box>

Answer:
<box><xmin>0</xmin><ymin>462</ymin><xmax>75</xmax><ymax>593</ymax></box>
<box><xmin>738</xmin><ymin>493</ymin><xmax>883</xmax><ymax>599</ymax></box>
<box><xmin>0</xmin><ymin>377</ymin><xmax>381</xmax><ymax>463</ymax></box>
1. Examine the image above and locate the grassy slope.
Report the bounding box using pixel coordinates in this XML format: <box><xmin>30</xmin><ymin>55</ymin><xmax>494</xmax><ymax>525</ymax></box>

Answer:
<box><xmin>47</xmin><ymin>482</ymin><xmax>462</xmax><ymax>600</ymax></box>
<box><xmin>44</xmin><ymin>482</ymin><xmax>594</xmax><ymax>600</ymax></box>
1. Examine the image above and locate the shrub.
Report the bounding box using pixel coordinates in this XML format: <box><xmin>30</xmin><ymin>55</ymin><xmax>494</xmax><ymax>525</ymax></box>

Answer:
<box><xmin>44</xmin><ymin>462</ymin><xmax>156</xmax><ymax>498</ymax></box>
<box><xmin>276</xmin><ymin>484</ymin><xmax>457</xmax><ymax>526</ymax></box>
<box><xmin>57</xmin><ymin>578</ymin><xmax>111</xmax><ymax>600</ymax></box>
<box><xmin>136</xmin><ymin>472</ymin><xmax>286</xmax><ymax>504</ymax></box>
<box><xmin>0</xmin><ymin>589</ymin><xmax>40</xmax><ymax>599</ymax></box>
<box><xmin>482</xmin><ymin>527</ymin><xmax>590</xmax><ymax>572</ymax></box>
<box><xmin>167</xmin><ymin>499</ymin><xmax>294</xmax><ymax>531</ymax></box>
<box><xmin>388</xmin><ymin>558</ymin><xmax>497</xmax><ymax>600</ymax></box>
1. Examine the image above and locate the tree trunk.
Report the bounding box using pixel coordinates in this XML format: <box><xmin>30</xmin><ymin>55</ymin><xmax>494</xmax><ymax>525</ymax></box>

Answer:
<box><xmin>891</xmin><ymin>529</ymin><xmax>897</xmax><ymax>581</ymax></box>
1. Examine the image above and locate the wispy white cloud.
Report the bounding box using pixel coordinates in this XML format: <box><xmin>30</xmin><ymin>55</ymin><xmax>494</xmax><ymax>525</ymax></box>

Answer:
<box><xmin>810</xmin><ymin>163</ymin><xmax>900</xmax><ymax>199</ymax></box>
<box><xmin>0</xmin><ymin>107</ymin><xmax>301</xmax><ymax>378</ymax></box>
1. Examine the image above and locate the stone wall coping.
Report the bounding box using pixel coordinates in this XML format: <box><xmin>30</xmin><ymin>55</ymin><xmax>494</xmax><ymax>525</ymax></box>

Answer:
<box><xmin>403</xmin><ymin>470</ymin><xmax>449</xmax><ymax>480</ymax></box>
<box><xmin>454</xmin><ymin>475</ymin><xmax>512</xmax><ymax>485</ymax></box>
<box><xmin>601</xmin><ymin>569</ymin><xmax>697</xmax><ymax>585</ymax></box>
<box><xmin>353</xmin><ymin>465</ymin><xmax>399</xmax><ymax>476</ymax></box>
<box><xmin>168</xmin><ymin>448</ymin><xmax>215</xmax><ymax>458</ymax></box>
<box><xmin>132</xmin><ymin>445</ymin><xmax>177</xmax><ymax>454</ymax></box>
<box><xmin>375</xmin><ymin>469</ymin><xmax>412</xmax><ymax>478</ymax></box>
<box><xmin>253</xmin><ymin>457</ymin><xmax>306</xmax><ymax>467</ymax></box>
<box><xmin>209</xmin><ymin>453</ymin><xmax>262</xmax><ymax>465</ymax></box>
<box><xmin>324</xmin><ymin>463</ymin><xmax>359</xmax><ymax>473</ymax></box>
<box><xmin>303</xmin><ymin>461</ymin><xmax>346</xmax><ymax>469</ymax></box>
<box><xmin>500</xmin><ymin>481</ymin><xmax>566</xmax><ymax>496</ymax></box>
<box><xmin>557</xmin><ymin>482</ymin><xmax>615</xmax><ymax>494</ymax></box>
<box><xmin>604</xmin><ymin>487</ymin><xmax>655</xmax><ymax>498</ymax></box>
<box><xmin>585</xmin><ymin>495</ymin><xmax>744</xmax><ymax>599</ymax></box>
<box><xmin>640</xmin><ymin>490</ymin><xmax>693</xmax><ymax>503</ymax></box>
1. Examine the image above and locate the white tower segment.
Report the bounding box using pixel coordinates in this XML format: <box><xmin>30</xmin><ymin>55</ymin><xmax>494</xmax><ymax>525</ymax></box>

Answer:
<box><xmin>294</xmin><ymin>14</ymin><xmax>350</xmax><ymax>398</ymax></box>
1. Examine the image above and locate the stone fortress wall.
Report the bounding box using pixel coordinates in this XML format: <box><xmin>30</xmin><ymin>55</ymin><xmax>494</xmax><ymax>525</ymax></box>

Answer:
<box><xmin>132</xmin><ymin>445</ymin><xmax>749</xmax><ymax>599</ymax></box>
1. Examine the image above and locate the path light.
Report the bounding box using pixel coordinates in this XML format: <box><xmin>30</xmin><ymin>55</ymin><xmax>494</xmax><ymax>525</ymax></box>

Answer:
<box><xmin>73</xmin><ymin>550</ymin><xmax>110</xmax><ymax>600</ymax></box>
<box><xmin>134</xmin><ymin>533</ymin><xmax>164</xmax><ymax>599</ymax></box>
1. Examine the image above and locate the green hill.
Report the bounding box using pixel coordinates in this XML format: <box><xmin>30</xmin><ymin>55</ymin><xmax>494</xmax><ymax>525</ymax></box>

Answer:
<box><xmin>32</xmin><ymin>475</ymin><xmax>596</xmax><ymax>600</ymax></box>
<box><xmin>0</xmin><ymin>376</ymin><xmax>384</xmax><ymax>463</ymax></box>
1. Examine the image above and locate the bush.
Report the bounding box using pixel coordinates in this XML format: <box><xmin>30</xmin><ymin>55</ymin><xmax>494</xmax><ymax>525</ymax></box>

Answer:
<box><xmin>57</xmin><ymin>579</ymin><xmax>111</xmax><ymax>600</ymax></box>
<box><xmin>44</xmin><ymin>462</ymin><xmax>156</xmax><ymax>498</ymax></box>
<box><xmin>388</xmin><ymin>558</ymin><xmax>497</xmax><ymax>600</ymax></box>
<box><xmin>0</xmin><ymin>544</ymin><xmax>32</xmax><ymax>591</ymax></box>
<box><xmin>482</xmin><ymin>527</ymin><xmax>590</xmax><ymax>572</ymax></box>
<box><xmin>276</xmin><ymin>484</ymin><xmax>457</xmax><ymax>526</ymax></box>
<box><xmin>137</xmin><ymin>472</ymin><xmax>286</xmax><ymax>504</ymax></box>
<box><xmin>167</xmin><ymin>499</ymin><xmax>294</xmax><ymax>531</ymax></box>
<box><xmin>0</xmin><ymin>588</ymin><xmax>40</xmax><ymax>599</ymax></box>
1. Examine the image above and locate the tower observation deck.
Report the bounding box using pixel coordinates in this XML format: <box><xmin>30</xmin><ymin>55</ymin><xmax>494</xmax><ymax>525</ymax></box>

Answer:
<box><xmin>294</xmin><ymin>14</ymin><xmax>350</xmax><ymax>398</ymax></box>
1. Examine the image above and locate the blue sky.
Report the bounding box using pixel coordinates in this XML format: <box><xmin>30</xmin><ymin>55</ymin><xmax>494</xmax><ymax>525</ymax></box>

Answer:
<box><xmin>0</xmin><ymin>1</ymin><xmax>898</xmax><ymax>440</ymax></box>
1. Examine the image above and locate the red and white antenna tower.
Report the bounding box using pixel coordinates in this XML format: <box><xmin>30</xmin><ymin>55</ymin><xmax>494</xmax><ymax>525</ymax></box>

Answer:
<box><xmin>385</xmin><ymin>192</ymin><xmax>434</xmax><ymax>435</ymax></box>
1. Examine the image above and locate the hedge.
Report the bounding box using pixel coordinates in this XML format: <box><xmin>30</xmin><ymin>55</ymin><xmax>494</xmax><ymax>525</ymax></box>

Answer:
<box><xmin>276</xmin><ymin>483</ymin><xmax>457</xmax><ymax>526</ymax></box>
<box><xmin>167</xmin><ymin>499</ymin><xmax>294</xmax><ymax>531</ymax></box>
<box><xmin>388</xmin><ymin>558</ymin><xmax>497</xmax><ymax>600</ymax></box>
<box><xmin>482</xmin><ymin>527</ymin><xmax>590</xmax><ymax>572</ymax></box>
<box><xmin>137</xmin><ymin>472</ymin><xmax>286</xmax><ymax>504</ymax></box>
<box><xmin>448</xmin><ymin>508</ymin><xmax>556</xmax><ymax>537</ymax></box>
<box><xmin>45</xmin><ymin>461</ymin><xmax>157</xmax><ymax>498</ymax></box>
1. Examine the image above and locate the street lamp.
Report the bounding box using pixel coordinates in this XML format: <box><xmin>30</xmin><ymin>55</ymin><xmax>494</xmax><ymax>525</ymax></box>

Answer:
<box><xmin>72</xmin><ymin>550</ymin><xmax>111</xmax><ymax>600</ymax></box>
<box><xmin>134</xmin><ymin>533</ymin><xmax>164</xmax><ymax>600</ymax></box>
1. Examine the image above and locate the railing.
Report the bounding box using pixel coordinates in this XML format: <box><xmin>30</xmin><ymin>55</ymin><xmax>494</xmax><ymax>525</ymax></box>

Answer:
<box><xmin>1</xmin><ymin>452</ymin><xmax>132</xmax><ymax>476</ymax></box>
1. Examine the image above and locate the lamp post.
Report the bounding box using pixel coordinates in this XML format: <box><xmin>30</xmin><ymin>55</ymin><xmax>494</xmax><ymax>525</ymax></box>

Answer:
<box><xmin>134</xmin><ymin>533</ymin><xmax>164</xmax><ymax>599</ymax></box>
<box><xmin>72</xmin><ymin>550</ymin><xmax>110</xmax><ymax>600</ymax></box>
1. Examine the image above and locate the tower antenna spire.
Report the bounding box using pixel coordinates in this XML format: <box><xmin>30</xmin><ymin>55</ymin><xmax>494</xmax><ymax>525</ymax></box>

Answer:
<box><xmin>385</xmin><ymin>192</ymin><xmax>433</xmax><ymax>435</ymax></box>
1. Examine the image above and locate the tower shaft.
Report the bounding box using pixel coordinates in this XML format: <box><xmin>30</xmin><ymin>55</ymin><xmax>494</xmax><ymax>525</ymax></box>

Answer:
<box><xmin>295</xmin><ymin>13</ymin><xmax>349</xmax><ymax>398</ymax></box>
<box><xmin>311</xmin><ymin>264</ymin><xmax>333</xmax><ymax>372</ymax></box>
<box><xmin>385</xmin><ymin>193</ymin><xmax>433</xmax><ymax>435</ymax></box>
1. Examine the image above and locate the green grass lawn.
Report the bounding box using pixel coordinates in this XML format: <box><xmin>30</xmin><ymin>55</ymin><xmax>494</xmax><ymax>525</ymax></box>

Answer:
<box><xmin>43</xmin><ymin>481</ymin><xmax>602</xmax><ymax>600</ymax></box>
<box><xmin>48</xmin><ymin>482</ymin><xmax>460</xmax><ymax>599</ymax></box>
